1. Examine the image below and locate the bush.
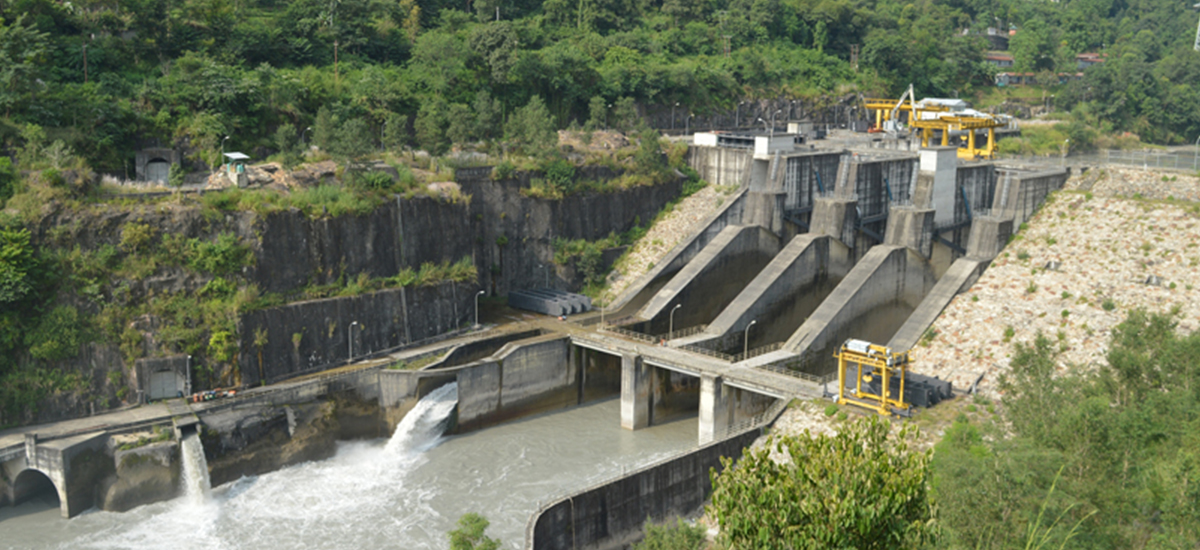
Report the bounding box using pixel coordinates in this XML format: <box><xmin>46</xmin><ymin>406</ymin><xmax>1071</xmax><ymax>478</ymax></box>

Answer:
<box><xmin>824</xmin><ymin>403</ymin><xmax>839</xmax><ymax>416</ymax></box>
<box><xmin>356</xmin><ymin>171</ymin><xmax>395</xmax><ymax>190</ymax></box>
<box><xmin>634</xmin><ymin>518</ymin><xmax>706</xmax><ymax>550</ymax></box>
<box><xmin>186</xmin><ymin>233</ymin><xmax>252</xmax><ymax>276</ymax></box>
<box><xmin>25</xmin><ymin>305</ymin><xmax>83</xmax><ymax>362</ymax></box>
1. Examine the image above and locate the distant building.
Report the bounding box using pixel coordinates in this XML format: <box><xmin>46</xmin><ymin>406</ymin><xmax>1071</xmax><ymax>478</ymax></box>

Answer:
<box><xmin>985</xmin><ymin>53</ymin><xmax>1014</xmax><ymax>68</ymax></box>
<box><xmin>960</xmin><ymin>27</ymin><xmax>1011</xmax><ymax>50</ymax></box>
<box><xmin>1076</xmin><ymin>53</ymin><xmax>1106</xmax><ymax>69</ymax></box>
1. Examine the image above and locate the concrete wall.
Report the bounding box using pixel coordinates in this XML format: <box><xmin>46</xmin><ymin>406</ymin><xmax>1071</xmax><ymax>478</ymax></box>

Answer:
<box><xmin>681</xmin><ymin>234</ymin><xmax>847</xmax><ymax>352</ymax></box>
<box><xmin>454</xmin><ymin>335</ymin><xmax>578</xmax><ymax>432</ymax></box>
<box><xmin>607</xmin><ymin>189</ymin><xmax>748</xmax><ymax>316</ymax></box>
<box><xmin>785</xmin><ymin>245</ymin><xmax>937</xmax><ymax>361</ymax></box>
<box><xmin>992</xmin><ymin>168</ymin><xmax>1069</xmax><ymax>227</ymax></box>
<box><xmin>636</xmin><ymin>225</ymin><xmax>780</xmax><ymax>332</ymax></box>
<box><xmin>687</xmin><ymin>146</ymin><xmax>752</xmax><ymax>187</ymax></box>
<box><xmin>526</xmin><ymin>427</ymin><xmax>763</xmax><ymax>550</ymax></box>
<box><xmin>780</xmin><ymin>150</ymin><xmax>843</xmax><ymax>231</ymax></box>
<box><xmin>237</xmin><ymin>282</ymin><xmax>474</xmax><ymax>386</ymax></box>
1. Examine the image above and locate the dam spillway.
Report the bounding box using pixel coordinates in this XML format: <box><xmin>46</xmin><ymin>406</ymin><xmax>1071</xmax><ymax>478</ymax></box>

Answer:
<box><xmin>0</xmin><ymin>395</ymin><xmax>697</xmax><ymax>549</ymax></box>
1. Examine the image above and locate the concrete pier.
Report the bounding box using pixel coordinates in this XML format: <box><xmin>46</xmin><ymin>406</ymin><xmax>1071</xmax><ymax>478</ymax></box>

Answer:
<box><xmin>620</xmin><ymin>353</ymin><xmax>650</xmax><ymax>430</ymax></box>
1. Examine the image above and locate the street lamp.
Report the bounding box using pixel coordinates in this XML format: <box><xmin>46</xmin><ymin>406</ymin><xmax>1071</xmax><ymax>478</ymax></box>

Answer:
<box><xmin>668</xmin><ymin>303</ymin><xmax>682</xmax><ymax>340</ymax></box>
<box><xmin>538</xmin><ymin>264</ymin><xmax>550</xmax><ymax>288</ymax></box>
<box><xmin>685</xmin><ymin>112</ymin><xmax>694</xmax><ymax>136</ymax></box>
<box><xmin>185</xmin><ymin>355</ymin><xmax>192</xmax><ymax>397</ymax></box>
<box><xmin>1061</xmin><ymin>138</ymin><xmax>1070</xmax><ymax>167</ymax></box>
<box><xmin>474</xmin><ymin>290</ymin><xmax>486</xmax><ymax>328</ymax></box>
<box><xmin>743</xmin><ymin>320</ymin><xmax>757</xmax><ymax>359</ymax></box>
<box><xmin>769</xmin><ymin>109</ymin><xmax>782</xmax><ymax>137</ymax></box>
<box><xmin>301</xmin><ymin>126</ymin><xmax>312</xmax><ymax>145</ymax></box>
<box><xmin>221</xmin><ymin>135</ymin><xmax>230</xmax><ymax>159</ymax></box>
<box><xmin>673</xmin><ymin>102</ymin><xmax>679</xmax><ymax>131</ymax></box>
<box><xmin>757</xmin><ymin>117</ymin><xmax>769</xmax><ymax>133</ymax></box>
<box><xmin>348</xmin><ymin>321</ymin><xmax>359</xmax><ymax>360</ymax></box>
<box><xmin>736</xmin><ymin>101</ymin><xmax>745</xmax><ymax>130</ymax></box>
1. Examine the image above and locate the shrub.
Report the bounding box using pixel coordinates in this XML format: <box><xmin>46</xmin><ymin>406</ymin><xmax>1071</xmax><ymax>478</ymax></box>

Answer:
<box><xmin>1102</xmin><ymin>298</ymin><xmax>1116</xmax><ymax>311</ymax></box>
<box><xmin>635</xmin><ymin>518</ymin><xmax>706</xmax><ymax>550</ymax></box>
<box><xmin>186</xmin><ymin>233</ymin><xmax>251</xmax><ymax>276</ymax></box>
<box><xmin>26</xmin><ymin>305</ymin><xmax>83</xmax><ymax>361</ymax></box>
<box><xmin>824</xmin><ymin>403</ymin><xmax>839</xmax><ymax>416</ymax></box>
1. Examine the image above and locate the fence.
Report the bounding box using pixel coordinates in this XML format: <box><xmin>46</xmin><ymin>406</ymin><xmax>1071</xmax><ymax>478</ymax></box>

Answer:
<box><xmin>999</xmin><ymin>149</ymin><xmax>1200</xmax><ymax>173</ymax></box>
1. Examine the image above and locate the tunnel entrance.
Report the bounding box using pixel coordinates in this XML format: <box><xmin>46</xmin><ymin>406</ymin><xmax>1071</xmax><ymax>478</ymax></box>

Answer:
<box><xmin>12</xmin><ymin>469</ymin><xmax>59</xmax><ymax>507</ymax></box>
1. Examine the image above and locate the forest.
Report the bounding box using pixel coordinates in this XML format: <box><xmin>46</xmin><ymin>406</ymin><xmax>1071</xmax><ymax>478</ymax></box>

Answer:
<box><xmin>0</xmin><ymin>0</ymin><xmax>1198</xmax><ymax>177</ymax></box>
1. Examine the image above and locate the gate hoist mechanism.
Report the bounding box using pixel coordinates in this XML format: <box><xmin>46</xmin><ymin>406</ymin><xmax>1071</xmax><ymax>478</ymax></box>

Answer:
<box><xmin>834</xmin><ymin>339</ymin><xmax>912</xmax><ymax>417</ymax></box>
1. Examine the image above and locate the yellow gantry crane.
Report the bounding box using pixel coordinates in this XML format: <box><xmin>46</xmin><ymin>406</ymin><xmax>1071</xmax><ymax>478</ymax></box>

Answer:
<box><xmin>863</xmin><ymin>87</ymin><xmax>1010</xmax><ymax>160</ymax></box>
<box><xmin>833</xmin><ymin>339</ymin><xmax>912</xmax><ymax>417</ymax></box>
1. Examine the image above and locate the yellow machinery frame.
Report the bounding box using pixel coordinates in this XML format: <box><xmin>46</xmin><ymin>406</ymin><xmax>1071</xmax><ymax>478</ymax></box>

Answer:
<box><xmin>833</xmin><ymin>339</ymin><xmax>911</xmax><ymax>417</ymax></box>
<box><xmin>863</xmin><ymin>97</ymin><xmax>1007</xmax><ymax>160</ymax></box>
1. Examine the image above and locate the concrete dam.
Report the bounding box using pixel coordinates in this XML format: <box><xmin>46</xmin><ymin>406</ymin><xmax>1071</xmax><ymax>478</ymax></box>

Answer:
<box><xmin>0</xmin><ymin>137</ymin><xmax>1068</xmax><ymax>550</ymax></box>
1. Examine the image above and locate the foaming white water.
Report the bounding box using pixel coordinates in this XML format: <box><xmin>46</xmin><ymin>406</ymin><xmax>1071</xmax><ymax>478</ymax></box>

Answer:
<box><xmin>179</xmin><ymin>432</ymin><xmax>211</xmax><ymax>503</ymax></box>
<box><xmin>385</xmin><ymin>382</ymin><xmax>459</xmax><ymax>455</ymax></box>
<box><xmin>0</xmin><ymin>396</ymin><xmax>697</xmax><ymax>550</ymax></box>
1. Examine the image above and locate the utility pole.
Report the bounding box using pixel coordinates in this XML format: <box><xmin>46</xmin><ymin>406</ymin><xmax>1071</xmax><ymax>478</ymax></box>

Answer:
<box><xmin>82</xmin><ymin>43</ymin><xmax>88</xmax><ymax>84</ymax></box>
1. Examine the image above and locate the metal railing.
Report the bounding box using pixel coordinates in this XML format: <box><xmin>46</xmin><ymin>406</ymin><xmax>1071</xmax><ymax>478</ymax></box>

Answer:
<box><xmin>668</xmin><ymin>324</ymin><xmax>709</xmax><ymax>339</ymax></box>
<box><xmin>758</xmin><ymin>362</ymin><xmax>837</xmax><ymax>384</ymax></box>
<box><xmin>999</xmin><ymin>149</ymin><xmax>1200</xmax><ymax>173</ymax></box>
<box><xmin>680</xmin><ymin>344</ymin><xmax>736</xmax><ymax>362</ymax></box>
<box><xmin>736</xmin><ymin>342</ymin><xmax>783</xmax><ymax>362</ymax></box>
<box><xmin>599</xmin><ymin>324</ymin><xmax>658</xmax><ymax>344</ymax></box>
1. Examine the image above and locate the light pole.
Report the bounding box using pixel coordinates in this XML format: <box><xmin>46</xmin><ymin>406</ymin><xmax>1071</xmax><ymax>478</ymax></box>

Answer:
<box><xmin>1194</xmin><ymin>135</ymin><xmax>1199</xmax><ymax>172</ymax></box>
<box><xmin>736</xmin><ymin>101</ymin><xmax>745</xmax><ymax>130</ymax></box>
<box><xmin>1061</xmin><ymin>138</ymin><xmax>1070</xmax><ymax>167</ymax></box>
<box><xmin>685</xmin><ymin>113</ymin><xmax>693</xmax><ymax>135</ymax></box>
<box><xmin>743</xmin><ymin>320</ymin><xmax>757</xmax><ymax>359</ymax></box>
<box><xmin>348</xmin><ymin>321</ymin><xmax>359</xmax><ymax>360</ymax></box>
<box><xmin>474</xmin><ymin>290</ymin><xmax>486</xmax><ymax>327</ymax></box>
<box><xmin>769</xmin><ymin>109</ymin><xmax>782</xmax><ymax>137</ymax></box>
<box><xmin>757</xmin><ymin>117</ymin><xmax>768</xmax><ymax>134</ymax></box>
<box><xmin>673</xmin><ymin>102</ymin><xmax>678</xmax><ymax>131</ymax></box>
<box><xmin>301</xmin><ymin>126</ymin><xmax>312</xmax><ymax>145</ymax></box>
<box><xmin>185</xmin><ymin>355</ymin><xmax>192</xmax><ymax>397</ymax></box>
<box><xmin>668</xmin><ymin>303</ymin><xmax>682</xmax><ymax>340</ymax></box>
<box><xmin>538</xmin><ymin>264</ymin><xmax>550</xmax><ymax>288</ymax></box>
<box><xmin>221</xmin><ymin>135</ymin><xmax>230</xmax><ymax>172</ymax></box>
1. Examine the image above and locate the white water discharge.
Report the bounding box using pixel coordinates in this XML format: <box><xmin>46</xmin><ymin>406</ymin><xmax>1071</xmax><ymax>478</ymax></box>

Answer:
<box><xmin>0</xmin><ymin>390</ymin><xmax>697</xmax><ymax>550</ymax></box>
<box><xmin>179</xmin><ymin>431</ymin><xmax>211</xmax><ymax>503</ymax></box>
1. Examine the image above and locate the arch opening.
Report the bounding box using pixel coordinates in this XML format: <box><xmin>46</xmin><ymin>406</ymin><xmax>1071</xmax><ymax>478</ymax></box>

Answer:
<box><xmin>146</xmin><ymin>158</ymin><xmax>171</xmax><ymax>182</ymax></box>
<box><xmin>12</xmin><ymin>469</ymin><xmax>60</xmax><ymax>507</ymax></box>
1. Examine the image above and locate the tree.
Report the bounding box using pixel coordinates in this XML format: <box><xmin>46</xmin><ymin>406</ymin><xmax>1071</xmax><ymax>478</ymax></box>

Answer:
<box><xmin>415</xmin><ymin>98</ymin><xmax>450</xmax><ymax>155</ymax></box>
<box><xmin>446</xmin><ymin>103</ymin><xmax>477</xmax><ymax>146</ymax></box>
<box><xmin>274</xmin><ymin>123</ymin><xmax>302</xmax><ymax>170</ymax></box>
<box><xmin>586</xmin><ymin>96</ymin><xmax>608</xmax><ymax>131</ymax></box>
<box><xmin>0</xmin><ymin>15</ymin><xmax>48</xmax><ymax>117</ymax></box>
<box><xmin>473</xmin><ymin>90</ymin><xmax>502</xmax><ymax>140</ymax></box>
<box><xmin>448</xmin><ymin>512</ymin><xmax>500</xmax><ymax>550</ymax></box>
<box><xmin>612</xmin><ymin>96</ymin><xmax>640</xmax><ymax>133</ymax></box>
<box><xmin>313</xmin><ymin>106</ymin><xmax>335</xmax><ymax>152</ymax></box>
<box><xmin>0</xmin><ymin>158</ymin><xmax>16</xmax><ymax>205</ymax></box>
<box><xmin>709</xmin><ymin>416</ymin><xmax>936</xmax><ymax>550</ymax></box>
<box><xmin>329</xmin><ymin>118</ymin><xmax>375</xmax><ymax>182</ymax></box>
<box><xmin>381</xmin><ymin>111</ymin><xmax>408</xmax><ymax>151</ymax></box>
<box><xmin>505</xmin><ymin>95</ymin><xmax>557</xmax><ymax>157</ymax></box>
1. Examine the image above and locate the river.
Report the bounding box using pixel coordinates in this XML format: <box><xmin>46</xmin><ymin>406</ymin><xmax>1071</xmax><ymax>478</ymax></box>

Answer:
<box><xmin>0</xmin><ymin>385</ymin><xmax>699</xmax><ymax>549</ymax></box>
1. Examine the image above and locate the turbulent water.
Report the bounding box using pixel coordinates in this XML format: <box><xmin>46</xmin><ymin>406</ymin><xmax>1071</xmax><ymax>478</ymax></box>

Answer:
<box><xmin>0</xmin><ymin>385</ymin><xmax>698</xmax><ymax>550</ymax></box>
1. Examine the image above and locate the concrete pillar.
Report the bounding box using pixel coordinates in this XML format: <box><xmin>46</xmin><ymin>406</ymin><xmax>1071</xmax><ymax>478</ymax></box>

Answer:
<box><xmin>620</xmin><ymin>353</ymin><xmax>650</xmax><ymax>430</ymax></box>
<box><xmin>965</xmin><ymin>216</ymin><xmax>1014</xmax><ymax>260</ymax></box>
<box><xmin>698</xmin><ymin>375</ymin><xmax>729</xmax><ymax>444</ymax></box>
<box><xmin>811</xmin><ymin>197</ymin><xmax>858</xmax><ymax>246</ymax></box>
<box><xmin>919</xmin><ymin>146</ymin><xmax>957</xmax><ymax>225</ymax></box>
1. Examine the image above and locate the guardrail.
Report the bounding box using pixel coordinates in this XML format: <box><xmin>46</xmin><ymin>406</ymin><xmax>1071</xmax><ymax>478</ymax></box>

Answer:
<box><xmin>998</xmin><ymin>150</ymin><xmax>1200</xmax><ymax>172</ymax></box>
<box><xmin>736</xmin><ymin>342</ymin><xmax>783</xmax><ymax>362</ymax></box>
<box><xmin>668</xmin><ymin>324</ymin><xmax>708</xmax><ymax>339</ymax></box>
<box><xmin>680</xmin><ymin>344</ymin><xmax>736</xmax><ymax>362</ymax></box>
<box><xmin>599</xmin><ymin>324</ymin><xmax>658</xmax><ymax>345</ymax></box>
<box><xmin>758</xmin><ymin>362</ymin><xmax>836</xmax><ymax>384</ymax></box>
